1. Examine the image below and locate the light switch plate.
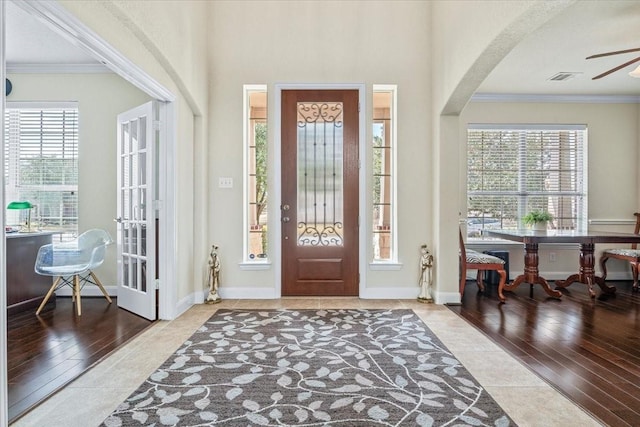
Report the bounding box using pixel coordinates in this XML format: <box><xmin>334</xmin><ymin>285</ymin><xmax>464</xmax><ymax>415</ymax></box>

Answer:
<box><xmin>219</xmin><ymin>177</ymin><xmax>233</xmax><ymax>188</ymax></box>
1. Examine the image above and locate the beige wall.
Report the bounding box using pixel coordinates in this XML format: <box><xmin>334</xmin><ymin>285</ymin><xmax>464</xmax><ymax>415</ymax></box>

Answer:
<box><xmin>60</xmin><ymin>0</ymin><xmax>210</xmax><ymax>309</ymax></box>
<box><xmin>429</xmin><ymin>0</ymin><xmax>575</xmax><ymax>301</ymax></box>
<box><xmin>460</xmin><ymin>101</ymin><xmax>640</xmax><ymax>279</ymax></box>
<box><xmin>208</xmin><ymin>0</ymin><xmax>431</xmax><ymax>292</ymax></box>
<box><xmin>49</xmin><ymin>0</ymin><xmax>626</xmax><ymax>305</ymax></box>
<box><xmin>6</xmin><ymin>73</ymin><xmax>151</xmax><ymax>286</ymax></box>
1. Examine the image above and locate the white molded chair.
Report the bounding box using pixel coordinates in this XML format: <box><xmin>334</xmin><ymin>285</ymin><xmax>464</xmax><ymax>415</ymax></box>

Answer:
<box><xmin>35</xmin><ymin>229</ymin><xmax>113</xmax><ymax>316</ymax></box>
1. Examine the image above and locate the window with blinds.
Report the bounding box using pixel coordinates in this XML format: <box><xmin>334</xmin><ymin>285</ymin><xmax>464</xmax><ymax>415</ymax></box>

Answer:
<box><xmin>466</xmin><ymin>124</ymin><xmax>587</xmax><ymax>238</ymax></box>
<box><xmin>4</xmin><ymin>103</ymin><xmax>79</xmax><ymax>239</ymax></box>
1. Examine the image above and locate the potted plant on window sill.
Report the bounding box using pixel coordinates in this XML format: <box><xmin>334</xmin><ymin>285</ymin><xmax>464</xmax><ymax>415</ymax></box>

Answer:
<box><xmin>523</xmin><ymin>210</ymin><xmax>553</xmax><ymax>231</ymax></box>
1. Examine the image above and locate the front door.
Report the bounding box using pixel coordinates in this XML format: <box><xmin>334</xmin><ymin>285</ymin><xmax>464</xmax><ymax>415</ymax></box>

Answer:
<box><xmin>281</xmin><ymin>90</ymin><xmax>359</xmax><ymax>296</ymax></box>
<box><xmin>116</xmin><ymin>102</ymin><xmax>157</xmax><ymax>320</ymax></box>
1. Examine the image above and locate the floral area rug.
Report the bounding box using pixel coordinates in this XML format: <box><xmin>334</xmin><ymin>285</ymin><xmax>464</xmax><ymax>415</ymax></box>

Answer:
<box><xmin>103</xmin><ymin>309</ymin><xmax>515</xmax><ymax>426</ymax></box>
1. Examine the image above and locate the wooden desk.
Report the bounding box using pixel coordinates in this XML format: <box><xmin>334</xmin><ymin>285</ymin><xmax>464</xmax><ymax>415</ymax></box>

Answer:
<box><xmin>6</xmin><ymin>231</ymin><xmax>56</xmax><ymax>314</ymax></box>
<box><xmin>484</xmin><ymin>229</ymin><xmax>640</xmax><ymax>300</ymax></box>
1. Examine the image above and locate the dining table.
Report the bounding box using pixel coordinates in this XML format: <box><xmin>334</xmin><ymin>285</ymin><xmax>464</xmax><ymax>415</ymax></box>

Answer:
<box><xmin>483</xmin><ymin>229</ymin><xmax>640</xmax><ymax>301</ymax></box>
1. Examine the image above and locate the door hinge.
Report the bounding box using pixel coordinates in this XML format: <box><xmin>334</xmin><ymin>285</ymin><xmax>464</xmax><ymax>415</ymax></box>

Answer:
<box><xmin>358</xmin><ymin>102</ymin><xmax>361</xmax><ymax>113</ymax></box>
<box><xmin>153</xmin><ymin>120</ymin><xmax>161</xmax><ymax>131</ymax></box>
<box><xmin>155</xmin><ymin>279</ymin><xmax>161</xmax><ymax>289</ymax></box>
<box><xmin>358</xmin><ymin>273</ymin><xmax>360</xmax><ymax>284</ymax></box>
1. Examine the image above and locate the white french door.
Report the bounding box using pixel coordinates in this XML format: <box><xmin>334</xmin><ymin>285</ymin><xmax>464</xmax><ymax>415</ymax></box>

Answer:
<box><xmin>116</xmin><ymin>102</ymin><xmax>157</xmax><ymax>320</ymax></box>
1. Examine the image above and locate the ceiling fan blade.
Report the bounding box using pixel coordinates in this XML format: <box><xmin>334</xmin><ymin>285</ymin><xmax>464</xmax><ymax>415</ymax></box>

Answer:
<box><xmin>592</xmin><ymin>55</ymin><xmax>640</xmax><ymax>80</ymax></box>
<box><xmin>587</xmin><ymin>47</ymin><xmax>640</xmax><ymax>59</ymax></box>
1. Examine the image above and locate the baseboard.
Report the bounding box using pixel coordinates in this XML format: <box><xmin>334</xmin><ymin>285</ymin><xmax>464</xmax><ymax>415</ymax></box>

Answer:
<box><xmin>175</xmin><ymin>293</ymin><xmax>197</xmax><ymax>318</ymax></box>
<box><xmin>218</xmin><ymin>287</ymin><xmax>279</xmax><ymax>299</ymax></box>
<box><xmin>359</xmin><ymin>286</ymin><xmax>420</xmax><ymax>299</ymax></box>
<box><xmin>434</xmin><ymin>291</ymin><xmax>462</xmax><ymax>305</ymax></box>
<box><xmin>469</xmin><ymin>270</ymin><xmax>634</xmax><ymax>282</ymax></box>
<box><xmin>496</xmin><ymin>271</ymin><xmax>632</xmax><ymax>281</ymax></box>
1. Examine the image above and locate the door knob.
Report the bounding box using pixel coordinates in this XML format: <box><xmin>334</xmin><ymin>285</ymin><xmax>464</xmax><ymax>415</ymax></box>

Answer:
<box><xmin>282</xmin><ymin>204</ymin><xmax>290</xmax><ymax>211</ymax></box>
<box><xmin>282</xmin><ymin>216</ymin><xmax>290</xmax><ymax>222</ymax></box>
<box><xmin>114</xmin><ymin>217</ymin><xmax>123</xmax><ymax>223</ymax></box>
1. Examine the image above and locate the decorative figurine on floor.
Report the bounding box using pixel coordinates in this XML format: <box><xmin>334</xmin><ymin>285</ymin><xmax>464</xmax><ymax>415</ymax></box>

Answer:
<box><xmin>418</xmin><ymin>244</ymin><xmax>434</xmax><ymax>303</ymax></box>
<box><xmin>206</xmin><ymin>244</ymin><xmax>222</xmax><ymax>304</ymax></box>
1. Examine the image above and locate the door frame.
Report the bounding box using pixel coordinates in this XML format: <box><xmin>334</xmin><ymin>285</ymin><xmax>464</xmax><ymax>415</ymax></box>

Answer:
<box><xmin>8</xmin><ymin>0</ymin><xmax>178</xmax><ymax>321</ymax></box>
<box><xmin>1</xmin><ymin>1</ymin><xmax>8</xmax><ymax>425</ymax></box>
<box><xmin>274</xmin><ymin>83</ymin><xmax>366</xmax><ymax>298</ymax></box>
<box><xmin>1</xmin><ymin>2</ymin><xmax>180</xmax><ymax>422</ymax></box>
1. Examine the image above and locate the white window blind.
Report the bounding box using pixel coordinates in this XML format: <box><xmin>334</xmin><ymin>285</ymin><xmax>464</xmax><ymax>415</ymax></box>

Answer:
<box><xmin>466</xmin><ymin>124</ymin><xmax>587</xmax><ymax>238</ymax></box>
<box><xmin>4</xmin><ymin>103</ymin><xmax>79</xmax><ymax>238</ymax></box>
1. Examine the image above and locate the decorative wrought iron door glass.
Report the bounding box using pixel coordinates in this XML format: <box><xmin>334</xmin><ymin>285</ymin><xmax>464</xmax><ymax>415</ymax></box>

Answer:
<box><xmin>296</xmin><ymin>102</ymin><xmax>344</xmax><ymax>247</ymax></box>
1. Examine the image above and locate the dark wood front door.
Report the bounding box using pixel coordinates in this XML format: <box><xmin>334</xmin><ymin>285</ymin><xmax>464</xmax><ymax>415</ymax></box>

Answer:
<box><xmin>281</xmin><ymin>89</ymin><xmax>359</xmax><ymax>296</ymax></box>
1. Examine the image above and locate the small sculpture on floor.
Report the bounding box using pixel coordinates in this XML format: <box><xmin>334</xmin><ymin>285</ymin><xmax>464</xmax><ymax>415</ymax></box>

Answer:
<box><xmin>418</xmin><ymin>244</ymin><xmax>434</xmax><ymax>303</ymax></box>
<box><xmin>206</xmin><ymin>244</ymin><xmax>222</xmax><ymax>304</ymax></box>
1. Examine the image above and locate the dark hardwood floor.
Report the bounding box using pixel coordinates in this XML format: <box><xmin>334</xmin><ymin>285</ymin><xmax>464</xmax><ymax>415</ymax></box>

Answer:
<box><xmin>7</xmin><ymin>297</ymin><xmax>153</xmax><ymax>423</ymax></box>
<box><xmin>450</xmin><ymin>278</ymin><xmax>640</xmax><ymax>427</ymax></box>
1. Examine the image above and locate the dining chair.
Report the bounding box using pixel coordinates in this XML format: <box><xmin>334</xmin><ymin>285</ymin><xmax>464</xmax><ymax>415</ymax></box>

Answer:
<box><xmin>34</xmin><ymin>229</ymin><xmax>114</xmax><ymax>316</ymax></box>
<box><xmin>459</xmin><ymin>228</ymin><xmax>507</xmax><ymax>302</ymax></box>
<box><xmin>599</xmin><ymin>212</ymin><xmax>640</xmax><ymax>291</ymax></box>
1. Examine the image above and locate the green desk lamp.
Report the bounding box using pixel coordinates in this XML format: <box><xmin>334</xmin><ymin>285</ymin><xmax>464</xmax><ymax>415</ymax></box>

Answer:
<box><xmin>7</xmin><ymin>201</ymin><xmax>34</xmax><ymax>232</ymax></box>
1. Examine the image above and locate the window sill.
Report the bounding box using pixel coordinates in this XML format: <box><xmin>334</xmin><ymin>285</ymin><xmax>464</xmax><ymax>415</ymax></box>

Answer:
<box><xmin>369</xmin><ymin>261</ymin><xmax>403</xmax><ymax>271</ymax></box>
<box><xmin>239</xmin><ymin>261</ymin><xmax>271</xmax><ymax>271</ymax></box>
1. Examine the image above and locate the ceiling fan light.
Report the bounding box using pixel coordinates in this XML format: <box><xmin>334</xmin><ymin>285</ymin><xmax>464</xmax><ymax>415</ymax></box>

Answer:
<box><xmin>629</xmin><ymin>64</ymin><xmax>640</xmax><ymax>78</ymax></box>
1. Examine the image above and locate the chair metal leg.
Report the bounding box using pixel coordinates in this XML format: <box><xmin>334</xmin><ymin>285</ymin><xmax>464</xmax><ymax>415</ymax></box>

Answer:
<box><xmin>89</xmin><ymin>271</ymin><xmax>113</xmax><ymax>304</ymax></box>
<box><xmin>74</xmin><ymin>274</ymin><xmax>82</xmax><ymax>316</ymax></box>
<box><xmin>36</xmin><ymin>276</ymin><xmax>62</xmax><ymax>315</ymax></box>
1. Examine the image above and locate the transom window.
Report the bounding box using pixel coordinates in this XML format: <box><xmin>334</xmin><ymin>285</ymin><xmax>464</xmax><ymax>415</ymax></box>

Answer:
<box><xmin>466</xmin><ymin>124</ymin><xmax>587</xmax><ymax>239</ymax></box>
<box><xmin>4</xmin><ymin>102</ymin><xmax>79</xmax><ymax>239</ymax></box>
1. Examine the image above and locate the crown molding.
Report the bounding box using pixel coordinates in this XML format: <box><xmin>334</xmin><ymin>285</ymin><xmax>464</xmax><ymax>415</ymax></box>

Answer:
<box><xmin>7</xmin><ymin>62</ymin><xmax>111</xmax><ymax>74</ymax></box>
<box><xmin>471</xmin><ymin>93</ymin><xmax>640</xmax><ymax>104</ymax></box>
<box><xmin>13</xmin><ymin>0</ymin><xmax>174</xmax><ymax>102</ymax></box>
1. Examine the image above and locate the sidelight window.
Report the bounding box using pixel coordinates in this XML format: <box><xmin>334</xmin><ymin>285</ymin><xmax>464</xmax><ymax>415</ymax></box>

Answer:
<box><xmin>244</xmin><ymin>86</ymin><xmax>268</xmax><ymax>261</ymax></box>
<box><xmin>372</xmin><ymin>86</ymin><xmax>397</xmax><ymax>261</ymax></box>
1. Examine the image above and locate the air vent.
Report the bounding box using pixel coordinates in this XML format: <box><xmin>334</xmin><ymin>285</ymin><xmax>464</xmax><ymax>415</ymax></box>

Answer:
<box><xmin>548</xmin><ymin>72</ymin><xmax>582</xmax><ymax>82</ymax></box>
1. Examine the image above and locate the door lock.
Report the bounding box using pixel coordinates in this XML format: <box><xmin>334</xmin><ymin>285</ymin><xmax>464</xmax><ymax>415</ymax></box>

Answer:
<box><xmin>282</xmin><ymin>204</ymin><xmax>290</xmax><ymax>211</ymax></box>
<box><xmin>282</xmin><ymin>216</ymin><xmax>290</xmax><ymax>222</ymax></box>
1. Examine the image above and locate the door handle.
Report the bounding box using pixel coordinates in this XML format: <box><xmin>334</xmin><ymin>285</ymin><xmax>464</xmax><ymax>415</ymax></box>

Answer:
<box><xmin>114</xmin><ymin>217</ymin><xmax>123</xmax><ymax>223</ymax></box>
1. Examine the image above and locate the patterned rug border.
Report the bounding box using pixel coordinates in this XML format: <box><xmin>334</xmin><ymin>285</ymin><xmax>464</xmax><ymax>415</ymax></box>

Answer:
<box><xmin>103</xmin><ymin>308</ymin><xmax>515</xmax><ymax>426</ymax></box>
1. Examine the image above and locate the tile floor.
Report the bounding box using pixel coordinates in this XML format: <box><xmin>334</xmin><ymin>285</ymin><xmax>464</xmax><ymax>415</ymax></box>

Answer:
<box><xmin>11</xmin><ymin>299</ymin><xmax>603</xmax><ymax>427</ymax></box>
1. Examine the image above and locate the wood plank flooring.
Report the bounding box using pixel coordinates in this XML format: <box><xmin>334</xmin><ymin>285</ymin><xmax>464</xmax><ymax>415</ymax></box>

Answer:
<box><xmin>7</xmin><ymin>297</ymin><xmax>153</xmax><ymax>423</ymax></box>
<box><xmin>450</xmin><ymin>279</ymin><xmax>640</xmax><ymax>427</ymax></box>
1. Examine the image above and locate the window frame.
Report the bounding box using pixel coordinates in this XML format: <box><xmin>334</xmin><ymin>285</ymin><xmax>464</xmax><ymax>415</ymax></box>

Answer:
<box><xmin>371</xmin><ymin>85</ymin><xmax>398</xmax><ymax>263</ymax></box>
<box><xmin>242</xmin><ymin>85</ymin><xmax>269</xmax><ymax>266</ymax></box>
<box><xmin>466</xmin><ymin>123</ymin><xmax>588</xmax><ymax>240</ymax></box>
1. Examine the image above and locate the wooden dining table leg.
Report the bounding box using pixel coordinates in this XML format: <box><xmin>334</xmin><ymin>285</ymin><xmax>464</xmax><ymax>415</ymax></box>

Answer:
<box><xmin>556</xmin><ymin>243</ymin><xmax>616</xmax><ymax>298</ymax></box>
<box><xmin>503</xmin><ymin>242</ymin><xmax>562</xmax><ymax>299</ymax></box>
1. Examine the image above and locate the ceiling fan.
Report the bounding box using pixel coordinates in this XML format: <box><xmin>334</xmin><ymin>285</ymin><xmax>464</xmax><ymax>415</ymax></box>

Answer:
<box><xmin>587</xmin><ymin>47</ymin><xmax>640</xmax><ymax>79</ymax></box>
